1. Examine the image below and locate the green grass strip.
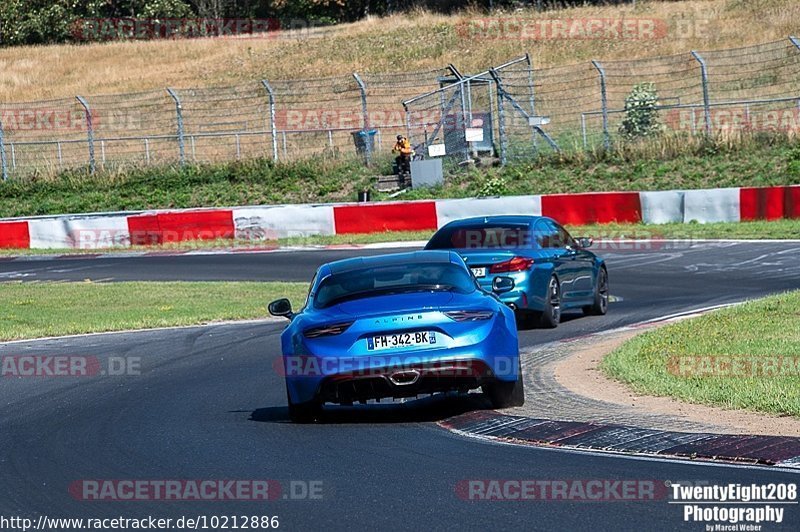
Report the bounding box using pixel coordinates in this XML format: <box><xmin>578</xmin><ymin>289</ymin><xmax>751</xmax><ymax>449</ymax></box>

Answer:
<box><xmin>601</xmin><ymin>291</ymin><xmax>800</xmax><ymax>417</ymax></box>
<box><xmin>0</xmin><ymin>281</ymin><xmax>306</xmax><ymax>341</ymax></box>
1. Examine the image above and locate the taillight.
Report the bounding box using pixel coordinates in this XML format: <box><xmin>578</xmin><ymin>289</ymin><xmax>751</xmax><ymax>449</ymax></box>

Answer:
<box><xmin>303</xmin><ymin>322</ymin><xmax>354</xmax><ymax>338</ymax></box>
<box><xmin>445</xmin><ymin>310</ymin><xmax>494</xmax><ymax>322</ymax></box>
<box><xmin>489</xmin><ymin>256</ymin><xmax>534</xmax><ymax>273</ymax></box>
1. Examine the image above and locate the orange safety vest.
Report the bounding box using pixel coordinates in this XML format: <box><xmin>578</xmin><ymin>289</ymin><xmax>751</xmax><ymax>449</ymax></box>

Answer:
<box><xmin>393</xmin><ymin>139</ymin><xmax>413</xmax><ymax>156</ymax></box>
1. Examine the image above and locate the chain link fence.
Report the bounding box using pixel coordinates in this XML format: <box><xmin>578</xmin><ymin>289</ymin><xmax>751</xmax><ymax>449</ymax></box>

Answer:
<box><xmin>0</xmin><ymin>68</ymin><xmax>447</xmax><ymax>178</ymax></box>
<box><xmin>1</xmin><ymin>37</ymin><xmax>799</xmax><ymax>180</ymax></box>
<box><xmin>403</xmin><ymin>37</ymin><xmax>800</xmax><ymax>167</ymax></box>
<box><xmin>580</xmin><ymin>39</ymin><xmax>800</xmax><ymax>149</ymax></box>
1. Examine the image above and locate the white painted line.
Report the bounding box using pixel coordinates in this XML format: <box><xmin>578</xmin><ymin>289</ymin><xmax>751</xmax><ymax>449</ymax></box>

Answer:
<box><xmin>596</xmin><ymin>239</ymin><xmax>800</xmax><ymax>244</ymax></box>
<box><xmin>360</xmin><ymin>240</ymin><xmax>427</xmax><ymax>249</ymax></box>
<box><xmin>635</xmin><ymin>302</ymin><xmax>743</xmax><ymax>325</ymax></box>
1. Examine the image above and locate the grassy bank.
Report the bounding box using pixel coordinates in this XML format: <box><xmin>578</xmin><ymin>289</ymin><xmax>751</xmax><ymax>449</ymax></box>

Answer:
<box><xmin>0</xmin><ymin>158</ymin><xmax>374</xmax><ymax>218</ymax></box>
<box><xmin>402</xmin><ymin>136</ymin><xmax>800</xmax><ymax>201</ymax></box>
<box><xmin>0</xmin><ymin>281</ymin><xmax>306</xmax><ymax>341</ymax></box>
<box><xmin>0</xmin><ymin>1</ymin><xmax>797</xmax><ymax>101</ymax></box>
<box><xmin>601</xmin><ymin>291</ymin><xmax>800</xmax><ymax>417</ymax></box>
<box><xmin>2</xmin><ymin>135</ymin><xmax>799</xmax><ymax>218</ymax></box>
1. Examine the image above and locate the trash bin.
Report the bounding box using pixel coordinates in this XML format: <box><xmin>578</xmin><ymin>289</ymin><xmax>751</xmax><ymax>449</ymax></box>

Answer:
<box><xmin>351</xmin><ymin>129</ymin><xmax>377</xmax><ymax>155</ymax></box>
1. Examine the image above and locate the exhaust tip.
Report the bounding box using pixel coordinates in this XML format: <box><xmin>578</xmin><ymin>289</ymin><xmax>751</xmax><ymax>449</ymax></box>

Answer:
<box><xmin>388</xmin><ymin>370</ymin><xmax>421</xmax><ymax>386</ymax></box>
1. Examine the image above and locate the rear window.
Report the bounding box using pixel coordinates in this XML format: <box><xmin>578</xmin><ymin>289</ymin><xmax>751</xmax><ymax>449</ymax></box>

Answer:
<box><xmin>426</xmin><ymin>224</ymin><xmax>536</xmax><ymax>250</ymax></box>
<box><xmin>314</xmin><ymin>263</ymin><xmax>475</xmax><ymax>309</ymax></box>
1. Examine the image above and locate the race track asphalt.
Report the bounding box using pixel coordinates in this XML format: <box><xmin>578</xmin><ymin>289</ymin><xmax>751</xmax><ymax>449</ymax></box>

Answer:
<box><xmin>1</xmin><ymin>241</ymin><xmax>799</xmax><ymax>530</ymax></box>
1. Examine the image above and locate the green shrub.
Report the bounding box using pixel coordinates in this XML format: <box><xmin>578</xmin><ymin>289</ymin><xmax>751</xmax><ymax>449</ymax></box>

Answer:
<box><xmin>618</xmin><ymin>83</ymin><xmax>662</xmax><ymax>141</ymax></box>
<box><xmin>477</xmin><ymin>175</ymin><xmax>508</xmax><ymax>196</ymax></box>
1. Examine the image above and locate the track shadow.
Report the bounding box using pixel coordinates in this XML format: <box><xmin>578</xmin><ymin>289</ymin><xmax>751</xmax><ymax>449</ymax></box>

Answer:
<box><xmin>515</xmin><ymin>310</ymin><xmax>585</xmax><ymax>331</ymax></box>
<box><xmin>245</xmin><ymin>393</ymin><xmax>492</xmax><ymax>425</ymax></box>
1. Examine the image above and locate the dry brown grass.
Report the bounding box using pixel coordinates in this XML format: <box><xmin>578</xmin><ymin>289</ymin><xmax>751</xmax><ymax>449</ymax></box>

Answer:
<box><xmin>0</xmin><ymin>0</ymin><xmax>797</xmax><ymax>102</ymax></box>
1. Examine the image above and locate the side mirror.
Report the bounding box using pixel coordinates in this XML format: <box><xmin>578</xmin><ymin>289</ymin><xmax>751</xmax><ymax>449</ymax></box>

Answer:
<box><xmin>575</xmin><ymin>237</ymin><xmax>593</xmax><ymax>249</ymax></box>
<box><xmin>268</xmin><ymin>298</ymin><xmax>293</xmax><ymax>319</ymax></box>
<box><xmin>492</xmin><ymin>277</ymin><xmax>515</xmax><ymax>294</ymax></box>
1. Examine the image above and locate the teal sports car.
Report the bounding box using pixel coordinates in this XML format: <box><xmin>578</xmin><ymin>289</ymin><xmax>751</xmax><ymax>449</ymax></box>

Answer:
<box><xmin>425</xmin><ymin>215</ymin><xmax>608</xmax><ymax>328</ymax></box>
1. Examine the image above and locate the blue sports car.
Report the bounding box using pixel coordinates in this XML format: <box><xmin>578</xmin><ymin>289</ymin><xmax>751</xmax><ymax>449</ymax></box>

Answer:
<box><xmin>268</xmin><ymin>250</ymin><xmax>523</xmax><ymax>423</ymax></box>
<box><xmin>425</xmin><ymin>215</ymin><xmax>608</xmax><ymax>328</ymax></box>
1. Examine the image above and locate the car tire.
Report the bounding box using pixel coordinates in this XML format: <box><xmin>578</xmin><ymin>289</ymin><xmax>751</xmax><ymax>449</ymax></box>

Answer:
<box><xmin>287</xmin><ymin>390</ymin><xmax>320</xmax><ymax>423</ymax></box>
<box><xmin>538</xmin><ymin>276</ymin><xmax>561</xmax><ymax>328</ymax></box>
<box><xmin>485</xmin><ymin>360</ymin><xmax>525</xmax><ymax>409</ymax></box>
<box><xmin>583</xmin><ymin>266</ymin><xmax>609</xmax><ymax>316</ymax></box>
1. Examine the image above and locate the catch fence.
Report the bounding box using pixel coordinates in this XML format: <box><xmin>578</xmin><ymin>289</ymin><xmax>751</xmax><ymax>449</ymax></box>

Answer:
<box><xmin>1</xmin><ymin>38</ymin><xmax>799</xmax><ymax>180</ymax></box>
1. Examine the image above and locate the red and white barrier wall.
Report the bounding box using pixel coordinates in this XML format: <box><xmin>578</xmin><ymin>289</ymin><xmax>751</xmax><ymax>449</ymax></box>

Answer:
<box><xmin>1</xmin><ymin>184</ymin><xmax>798</xmax><ymax>250</ymax></box>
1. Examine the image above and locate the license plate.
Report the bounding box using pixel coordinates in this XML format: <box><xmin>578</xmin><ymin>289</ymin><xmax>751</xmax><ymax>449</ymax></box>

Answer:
<box><xmin>470</xmin><ymin>267</ymin><xmax>487</xmax><ymax>278</ymax></box>
<box><xmin>368</xmin><ymin>331</ymin><xmax>436</xmax><ymax>350</ymax></box>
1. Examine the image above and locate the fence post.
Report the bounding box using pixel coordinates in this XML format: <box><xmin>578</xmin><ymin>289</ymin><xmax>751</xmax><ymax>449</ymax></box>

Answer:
<box><xmin>464</xmin><ymin>79</ymin><xmax>474</xmax><ymax>160</ymax></box>
<box><xmin>581</xmin><ymin>114</ymin><xmax>588</xmax><ymax>150</ymax></box>
<box><xmin>591</xmin><ymin>60</ymin><xmax>610</xmax><ymax>151</ymax></box>
<box><xmin>352</xmin><ymin>73</ymin><xmax>371</xmax><ymax>166</ymax></box>
<box><xmin>261</xmin><ymin>80</ymin><xmax>279</xmax><ymax>161</ymax></box>
<box><xmin>403</xmin><ymin>104</ymin><xmax>412</xmax><ymax>140</ymax></box>
<box><xmin>489</xmin><ymin>69</ymin><xmax>507</xmax><ymax>166</ymax></box>
<box><xmin>448</xmin><ymin>64</ymin><xmax>471</xmax><ymax>160</ymax></box>
<box><xmin>524</xmin><ymin>54</ymin><xmax>537</xmax><ymax>115</ymax></box>
<box><xmin>75</xmin><ymin>95</ymin><xmax>96</xmax><ymax>174</ymax></box>
<box><xmin>525</xmin><ymin>53</ymin><xmax>538</xmax><ymax>155</ymax></box>
<box><xmin>791</xmin><ymin>35</ymin><xmax>800</xmax><ymax>117</ymax></box>
<box><xmin>690</xmin><ymin>51</ymin><xmax>712</xmax><ymax>136</ymax></box>
<box><xmin>166</xmin><ymin>88</ymin><xmax>186</xmax><ymax>166</ymax></box>
<box><xmin>0</xmin><ymin>120</ymin><xmax>7</xmax><ymax>181</ymax></box>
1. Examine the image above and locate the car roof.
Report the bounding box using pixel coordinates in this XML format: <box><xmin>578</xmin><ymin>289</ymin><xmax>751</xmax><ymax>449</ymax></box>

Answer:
<box><xmin>324</xmin><ymin>250</ymin><xmax>461</xmax><ymax>275</ymax></box>
<box><xmin>441</xmin><ymin>215</ymin><xmax>547</xmax><ymax>227</ymax></box>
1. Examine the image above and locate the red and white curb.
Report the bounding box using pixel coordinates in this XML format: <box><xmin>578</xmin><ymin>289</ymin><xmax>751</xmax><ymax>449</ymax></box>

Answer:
<box><xmin>440</xmin><ymin>304</ymin><xmax>800</xmax><ymax>470</ymax></box>
<box><xmin>1</xmin><ymin>184</ymin><xmax>798</xmax><ymax>250</ymax></box>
